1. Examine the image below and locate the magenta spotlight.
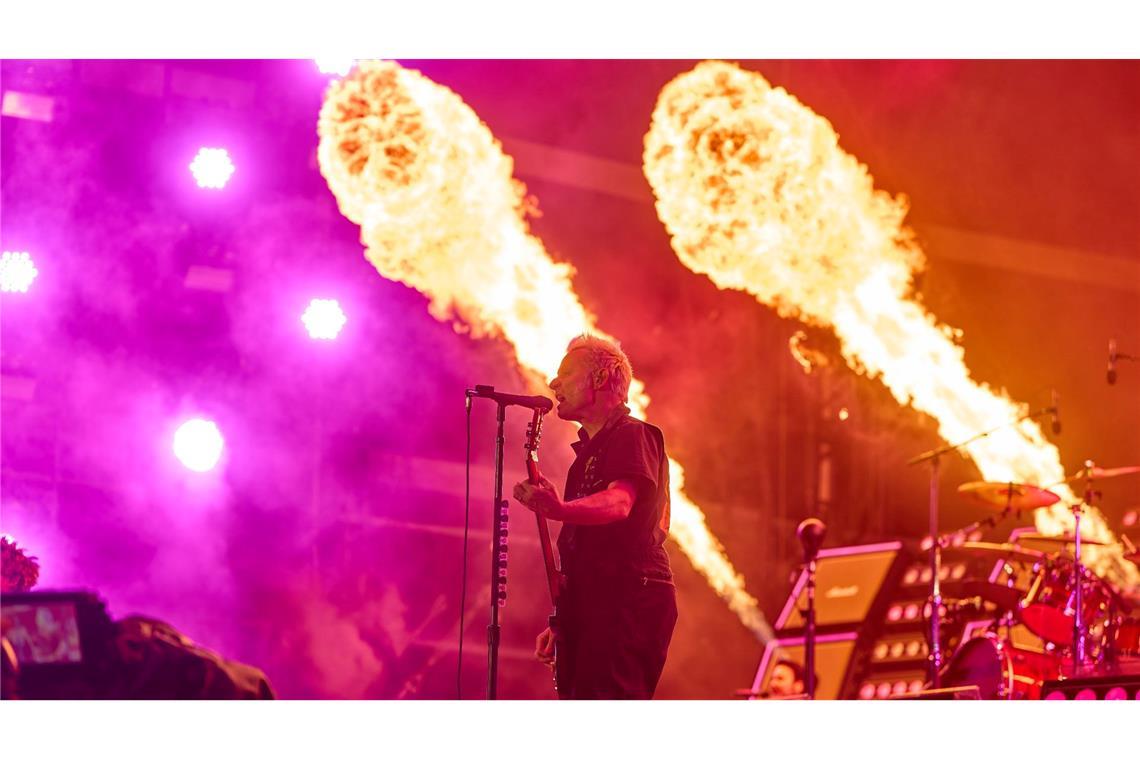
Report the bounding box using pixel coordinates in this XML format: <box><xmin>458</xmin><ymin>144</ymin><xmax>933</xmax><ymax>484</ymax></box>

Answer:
<box><xmin>302</xmin><ymin>298</ymin><xmax>347</xmax><ymax>340</ymax></box>
<box><xmin>172</xmin><ymin>418</ymin><xmax>225</xmax><ymax>472</ymax></box>
<box><xmin>315</xmin><ymin>58</ymin><xmax>355</xmax><ymax>77</ymax></box>
<box><xmin>189</xmin><ymin>147</ymin><xmax>236</xmax><ymax>189</ymax></box>
<box><xmin>0</xmin><ymin>251</ymin><xmax>38</xmax><ymax>293</ymax></box>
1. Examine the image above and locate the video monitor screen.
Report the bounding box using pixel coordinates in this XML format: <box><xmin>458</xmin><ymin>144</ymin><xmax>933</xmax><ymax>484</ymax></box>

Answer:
<box><xmin>1</xmin><ymin>601</ymin><xmax>84</xmax><ymax>664</ymax></box>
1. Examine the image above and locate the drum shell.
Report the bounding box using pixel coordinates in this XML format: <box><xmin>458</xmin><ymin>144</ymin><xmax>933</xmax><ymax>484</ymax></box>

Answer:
<box><xmin>1019</xmin><ymin>560</ymin><xmax>1113</xmax><ymax>646</ymax></box>
<box><xmin>941</xmin><ymin>633</ymin><xmax>1059</xmax><ymax>700</ymax></box>
<box><xmin>1114</xmin><ymin>618</ymin><xmax>1140</xmax><ymax>657</ymax></box>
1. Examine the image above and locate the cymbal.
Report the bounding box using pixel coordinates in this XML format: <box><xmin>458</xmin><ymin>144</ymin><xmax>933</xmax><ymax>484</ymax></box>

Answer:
<box><xmin>960</xmin><ymin>580</ymin><xmax>1027</xmax><ymax>610</ymax></box>
<box><xmin>957</xmin><ymin>481</ymin><xmax>1060</xmax><ymax>511</ymax></box>
<box><xmin>1065</xmin><ymin>465</ymin><xmax>1140</xmax><ymax>482</ymax></box>
<box><xmin>952</xmin><ymin>541</ymin><xmax>1047</xmax><ymax>564</ymax></box>
<box><xmin>1016</xmin><ymin>532</ymin><xmax>1107</xmax><ymax>547</ymax></box>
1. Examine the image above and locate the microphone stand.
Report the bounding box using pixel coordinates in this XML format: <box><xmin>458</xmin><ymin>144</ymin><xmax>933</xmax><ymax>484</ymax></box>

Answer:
<box><xmin>465</xmin><ymin>385</ymin><xmax>552</xmax><ymax>700</ymax></box>
<box><xmin>804</xmin><ymin>553</ymin><xmax>818</xmax><ymax>700</ymax></box>
<box><xmin>907</xmin><ymin>403</ymin><xmax>1056</xmax><ymax>687</ymax></box>
<box><xmin>465</xmin><ymin>390</ymin><xmax>512</xmax><ymax>700</ymax></box>
<box><xmin>796</xmin><ymin>518</ymin><xmax>825</xmax><ymax>700</ymax></box>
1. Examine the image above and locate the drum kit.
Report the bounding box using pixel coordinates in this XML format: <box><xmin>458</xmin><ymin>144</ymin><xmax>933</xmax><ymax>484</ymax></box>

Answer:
<box><xmin>933</xmin><ymin>464</ymin><xmax>1140</xmax><ymax>699</ymax></box>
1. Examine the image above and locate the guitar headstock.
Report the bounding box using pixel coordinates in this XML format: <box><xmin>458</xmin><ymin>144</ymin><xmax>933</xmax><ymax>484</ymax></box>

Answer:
<box><xmin>524</xmin><ymin>407</ymin><xmax>546</xmax><ymax>481</ymax></box>
<box><xmin>522</xmin><ymin>407</ymin><xmax>544</xmax><ymax>455</ymax></box>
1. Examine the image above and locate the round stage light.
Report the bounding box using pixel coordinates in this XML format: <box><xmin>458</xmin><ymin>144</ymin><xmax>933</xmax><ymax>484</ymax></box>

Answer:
<box><xmin>301</xmin><ymin>298</ymin><xmax>347</xmax><ymax>340</ymax></box>
<box><xmin>173</xmin><ymin>419</ymin><xmax>224</xmax><ymax>472</ymax></box>
<box><xmin>189</xmin><ymin>147</ymin><xmax>235</xmax><ymax>189</ymax></box>
<box><xmin>1</xmin><ymin>251</ymin><xmax>38</xmax><ymax>293</ymax></box>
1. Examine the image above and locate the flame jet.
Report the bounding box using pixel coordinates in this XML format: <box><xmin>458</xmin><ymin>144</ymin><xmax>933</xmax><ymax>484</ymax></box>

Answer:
<box><xmin>318</xmin><ymin>60</ymin><xmax>775</xmax><ymax>640</ymax></box>
<box><xmin>644</xmin><ymin>60</ymin><xmax>1135</xmax><ymax>588</ymax></box>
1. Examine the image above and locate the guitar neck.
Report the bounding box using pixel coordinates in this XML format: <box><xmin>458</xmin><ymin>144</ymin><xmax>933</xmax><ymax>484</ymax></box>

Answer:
<box><xmin>527</xmin><ymin>459</ymin><xmax>561</xmax><ymax>606</ymax></box>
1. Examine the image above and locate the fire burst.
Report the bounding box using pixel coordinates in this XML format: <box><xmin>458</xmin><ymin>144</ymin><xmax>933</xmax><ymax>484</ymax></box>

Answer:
<box><xmin>318</xmin><ymin>61</ymin><xmax>774</xmax><ymax>639</ymax></box>
<box><xmin>643</xmin><ymin>60</ymin><xmax>1135</xmax><ymax>587</ymax></box>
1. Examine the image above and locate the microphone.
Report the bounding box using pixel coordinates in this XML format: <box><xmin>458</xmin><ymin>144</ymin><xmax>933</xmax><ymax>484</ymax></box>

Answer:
<box><xmin>1108</xmin><ymin>339</ymin><xmax>1117</xmax><ymax>385</ymax></box>
<box><xmin>1050</xmin><ymin>389</ymin><xmax>1061</xmax><ymax>435</ymax></box>
<box><xmin>466</xmin><ymin>385</ymin><xmax>553</xmax><ymax>412</ymax></box>
<box><xmin>796</xmin><ymin>518</ymin><xmax>827</xmax><ymax>563</ymax></box>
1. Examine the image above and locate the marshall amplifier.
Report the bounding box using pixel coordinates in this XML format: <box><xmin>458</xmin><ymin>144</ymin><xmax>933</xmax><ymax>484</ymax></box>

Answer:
<box><xmin>776</xmin><ymin>541</ymin><xmax>910</xmax><ymax>632</ymax></box>
<box><xmin>746</xmin><ymin>632</ymin><xmax>859</xmax><ymax>701</ymax></box>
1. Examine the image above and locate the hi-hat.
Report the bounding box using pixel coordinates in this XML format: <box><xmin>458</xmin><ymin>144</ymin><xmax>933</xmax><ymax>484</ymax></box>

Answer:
<box><xmin>1017</xmin><ymin>532</ymin><xmax>1107</xmax><ymax>547</ymax></box>
<box><xmin>958</xmin><ymin>481</ymin><xmax>1061</xmax><ymax>511</ymax></box>
<box><xmin>936</xmin><ymin>541</ymin><xmax>1047</xmax><ymax>564</ymax></box>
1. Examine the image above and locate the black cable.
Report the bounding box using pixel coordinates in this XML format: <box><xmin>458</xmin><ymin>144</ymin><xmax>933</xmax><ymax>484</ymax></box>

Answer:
<box><xmin>457</xmin><ymin>396</ymin><xmax>472</xmax><ymax>699</ymax></box>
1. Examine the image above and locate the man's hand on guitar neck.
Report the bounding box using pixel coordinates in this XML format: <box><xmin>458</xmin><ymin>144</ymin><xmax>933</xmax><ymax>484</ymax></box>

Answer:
<box><xmin>512</xmin><ymin>475</ymin><xmax>565</xmax><ymax>520</ymax></box>
<box><xmin>514</xmin><ymin>477</ymin><xmax>639</xmax><ymax>526</ymax></box>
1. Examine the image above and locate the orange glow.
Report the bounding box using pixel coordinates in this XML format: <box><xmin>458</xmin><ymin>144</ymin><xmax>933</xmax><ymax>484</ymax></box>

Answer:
<box><xmin>318</xmin><ymin>61</ymin><xmax>775</xmax><ymax>639</ymax></box>
<box><xmin>644</xmin><ymin>61</ymin><xmax>1135</xmax><ymax>588</ymax></box>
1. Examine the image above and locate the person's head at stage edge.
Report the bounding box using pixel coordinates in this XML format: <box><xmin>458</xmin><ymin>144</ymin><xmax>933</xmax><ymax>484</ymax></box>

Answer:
<box><xmin>768</xmin><ymin>660</ymin><xmax>807</xmax><ymax>697</ymax></box>
<box><xmin>549</xmin><ymin>334</ymin><xmax>633</xmax><ymax>429</ymax></box>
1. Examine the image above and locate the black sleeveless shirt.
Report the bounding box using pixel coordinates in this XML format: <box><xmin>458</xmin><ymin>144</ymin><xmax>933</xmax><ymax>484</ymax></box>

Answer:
<box><xmin>557</xmin><ymin>406</ymin><xmax>672</xmax><ymax>584</ymax></box>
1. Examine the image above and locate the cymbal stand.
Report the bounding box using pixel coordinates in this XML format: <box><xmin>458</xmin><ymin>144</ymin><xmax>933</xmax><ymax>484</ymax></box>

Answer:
<box><xmin>1070</xmin><ymin>460</ymin><xmax>1097</xmax><ymax>675</ymax></box>
<box><xmin>907</xmin><ymin>403</ymin><xmax>1056</xmax><ymax>687</ymax></box>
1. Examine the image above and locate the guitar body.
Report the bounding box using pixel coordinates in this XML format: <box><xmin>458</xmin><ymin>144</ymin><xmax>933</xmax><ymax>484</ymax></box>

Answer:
<box><xmin>524</xmin><ymin>408</ymin><xmax>566</xmax><ymax>697</ymax></box>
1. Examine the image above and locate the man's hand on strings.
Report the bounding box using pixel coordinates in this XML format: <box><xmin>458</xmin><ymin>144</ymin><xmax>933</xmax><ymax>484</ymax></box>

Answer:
<box><xmin>513</xmin><ymin>475</ymin><xmax>564</xmax><ymax>520</ymax></box>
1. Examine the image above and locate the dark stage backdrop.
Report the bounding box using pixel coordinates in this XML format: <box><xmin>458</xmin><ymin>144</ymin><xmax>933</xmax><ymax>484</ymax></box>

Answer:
<box><xmin>1</xmin><ymin>59</ymin><xmax>1137</xmax><ymax>698</ymax></box>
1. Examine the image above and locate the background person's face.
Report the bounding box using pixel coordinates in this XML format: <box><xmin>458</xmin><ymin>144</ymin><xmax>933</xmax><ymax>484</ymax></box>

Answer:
<box><xmin>768</xmin><ymin>663</ymin><xmax>802</xmax><ymax>696</ymax></box>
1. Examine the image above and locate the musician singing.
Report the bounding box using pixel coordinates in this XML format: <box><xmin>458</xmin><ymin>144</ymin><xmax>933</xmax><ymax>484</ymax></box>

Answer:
<box><xmin>512</xmin><ymin>334</ymin><xmax>677</xmax><ymax>699</ymax></box>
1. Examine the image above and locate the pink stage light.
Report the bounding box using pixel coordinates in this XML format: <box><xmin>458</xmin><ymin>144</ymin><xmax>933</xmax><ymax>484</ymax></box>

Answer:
<box><xmin>301</xmin><ymin>298</ymin><xmax>347</xmax><ymax>340</ymax></box>
<box><xmin>188</xmin><ymin>147</ymin><xmax>235</xmax><ymax>189</ymax></box>
<box><xmin>173</xmin><ymin>418</ymin><xmax>225</xmax><ymax>472</ymax></box>
<box><xmin>1</xmin><ymin>251</ymin><xmax>38</xmax><ymax>293</ymax></box>
<box><xmin>315</xmin><ymin>58</ymin><xmax>355</xmax><ymax>77</ymax></box>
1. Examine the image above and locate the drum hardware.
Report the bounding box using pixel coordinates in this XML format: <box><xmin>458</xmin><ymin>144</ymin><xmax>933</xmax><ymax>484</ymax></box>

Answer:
<box><xmin>1069</xmin><ymin>461</ymin><xmax>1097</xmax><ymax>672</ymax></box>
<box><xmin>910</xmin><ymin>396</ymin><xmax>1057</xmax><ymax>690</ymax></box>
